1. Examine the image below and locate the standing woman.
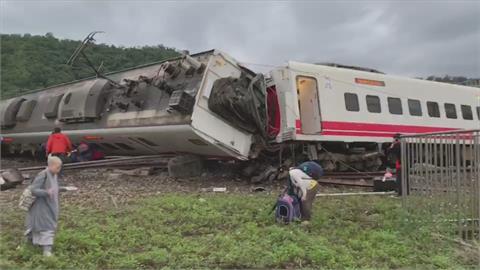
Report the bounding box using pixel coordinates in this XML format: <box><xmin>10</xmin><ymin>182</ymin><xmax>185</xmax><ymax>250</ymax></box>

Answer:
<box><xmin>25</xmin><ymin>156</ymin><xmax>64</xmax><ymax>257</ymax></box>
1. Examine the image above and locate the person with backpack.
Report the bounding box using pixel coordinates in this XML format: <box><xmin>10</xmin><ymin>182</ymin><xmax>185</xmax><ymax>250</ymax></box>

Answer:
<box><xmin>288</xmin><ymin>161</ymin><xmax>324</xmax><ymax>222</ymax></box>
<box><xmin>24</xmin><ymin>156</ymin><xmax>65</xmax><ymax>257</ymax></box>
<box><xmin>275</xmin><ymin>161</ymin><xmax>324</xmax><ymax>224</ymax></box>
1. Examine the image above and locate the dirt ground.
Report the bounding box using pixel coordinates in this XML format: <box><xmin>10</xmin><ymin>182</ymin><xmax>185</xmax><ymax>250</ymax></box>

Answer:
<box><xmin>0</xmin><ymin>157</ymin><xmax>359</xmax><ymax>210</ymax></box>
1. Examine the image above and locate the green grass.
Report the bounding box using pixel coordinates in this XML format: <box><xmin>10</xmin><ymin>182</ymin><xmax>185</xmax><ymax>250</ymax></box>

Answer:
<box><xmin>0</xmin><ymin>193</ymin><xmax>475</xmax><ymax>269</ymax></box>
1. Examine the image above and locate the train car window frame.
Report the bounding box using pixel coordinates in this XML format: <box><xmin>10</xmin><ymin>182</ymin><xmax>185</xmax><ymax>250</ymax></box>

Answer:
<box><xmin>477</xmin><ymin>106</ymin><xmax>480</xmax><ymax>120</ymax></box>
<box><xmin>44</xmin><ymin>94</ymin><xmax>64</xmax><ymax>118</ymax></box>
<box><xmin>64</xmin><ymin>93</ymin><xmax>72</xmax><ymax>105</ymax></box>
<box><xmin>408</xmin><ymin>99</ymin><xmax>422</xmax><ymax>116</ymax></box>
<box><xmin>460</xmin><ymin>105</ymin><xmax>473</xmax><ymax>120</ymax></box>
<box><xmin>100</xmin><ymin>143</ymin><xmax>119</xmax><ymax>150</ymax></box>
<box><xmin>137</xmin><ymin>137</ymin><xmax>158</xmax><ymax>146</ymax></box>
<box><xmin>387</xmin><ymin>97</ymin><xmax>402</xmax><ymax>115</ymax></box>
<box><xmin>444</xmin><ymin>103</ymin><xmax>457</xmax><ymax>119</ymax></box>
<box><xmin>115</xmin><ymin>143</ymin><xmax>135</xmax><ymax>150</ymax></box>
<box><xmin>344</xmin><ymin>93</ymin><xmax>360</xmax><ymax>112</ymax></box>
<box><xmin>366</xmin><ymin>95</ymin><xmax>381</xmax><ymax>113</ymax></box>
<box><xmin>427</xmin><ymin>101</ymin><xmax>440</xmax><ymax>118</ymax></box>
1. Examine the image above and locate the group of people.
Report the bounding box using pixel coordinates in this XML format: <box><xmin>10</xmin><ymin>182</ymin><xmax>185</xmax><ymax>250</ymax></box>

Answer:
<box><xmin>24</xmin><ymin>129</ymin><xmax>402</xmax><ymax>257</ymax></box>
<box><xmin>45</xmin><ymin>127</ymin><xmax>104</xmax><ymax>163</ymax></box>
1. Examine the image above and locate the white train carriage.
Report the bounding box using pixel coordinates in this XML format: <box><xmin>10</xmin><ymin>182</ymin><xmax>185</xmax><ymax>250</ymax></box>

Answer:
<box><xmin>265</xmin><ymin>61</ymin><xmax>479</xmax><ymax>170</ymax></box>
<box><xmin>269</xmin><ymin>61</ymin><xmax>480</xmax><ymax>144</ymax></box>
<box><xmin>0</xmin><ymin>50</ymin><xmax>256</xmax><ymax>160</ymax></box>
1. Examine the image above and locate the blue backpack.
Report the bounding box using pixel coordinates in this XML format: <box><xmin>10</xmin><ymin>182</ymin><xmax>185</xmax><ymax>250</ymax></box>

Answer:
<box><xmin>275</xmin><ymin>193</ymin><xmax>301</xmax><ymax>224</ymax></box>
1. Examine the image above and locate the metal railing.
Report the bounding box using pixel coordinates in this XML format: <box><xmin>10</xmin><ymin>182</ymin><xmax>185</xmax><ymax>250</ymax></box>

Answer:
<box><xmin>400</xmin><ymin>129</ymin><xmax>480</xmax><ymax>241</ymax></box>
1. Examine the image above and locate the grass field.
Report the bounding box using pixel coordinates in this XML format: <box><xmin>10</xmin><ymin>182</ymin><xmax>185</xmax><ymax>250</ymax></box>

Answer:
<box><xmin>0</xmin><ymin>193</ymin><xmax>476</xmax><ymax>269</ymax></box>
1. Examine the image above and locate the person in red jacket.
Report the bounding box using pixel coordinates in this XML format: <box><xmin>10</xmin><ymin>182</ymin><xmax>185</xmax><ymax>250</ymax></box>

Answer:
<box><xmin>387</xmin><ymin>133</ymin><xmax>403</xmax><ymax>195</ymax></box>
<box><xmin>46</xmin><ymin>127</ymin><xmax>72</xmax><ymax>162</ymax></box>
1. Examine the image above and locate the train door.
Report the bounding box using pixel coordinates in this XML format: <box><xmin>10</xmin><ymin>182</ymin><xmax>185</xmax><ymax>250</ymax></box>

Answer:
<box><xmin>296</xmin><ymin>76</ymin><xmax>321</xmax><ymax>134</ymax></box>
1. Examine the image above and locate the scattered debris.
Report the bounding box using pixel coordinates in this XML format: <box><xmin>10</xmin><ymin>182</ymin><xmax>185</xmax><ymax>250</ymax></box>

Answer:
<box><xmin>112</xmin><ymin>167</ymin><xmax>154</xmax><ymax>176</ymax></box>
<box><xmin>251</xmin><ymin>186</ymin><xmax>266</xmax><ymax>192</ymax></box>
<box><xmin>0</xmin><ymin>168</ymin><xmax>24</xmax><ymax>191</ymax></box>
<box><xmin>251</xmin><ymin>165</ymin><xmax>278</xmax><ymax>183</ymax></box>
<box><xmin>213</xmin><ymin>187</ymin><xmax>227</xmax><ymax>192</ymax></box>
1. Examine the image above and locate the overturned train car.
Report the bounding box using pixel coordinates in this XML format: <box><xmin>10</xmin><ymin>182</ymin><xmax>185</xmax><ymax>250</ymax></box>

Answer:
<box><xmin>1</xmin><ymin>50</ymin><xmax>479</xmax><ymax>171</ymax></box>
<box><xmin>1</xmin><ymin>50</ymin><xmax>260</xmax><ymax>160</ymax></box>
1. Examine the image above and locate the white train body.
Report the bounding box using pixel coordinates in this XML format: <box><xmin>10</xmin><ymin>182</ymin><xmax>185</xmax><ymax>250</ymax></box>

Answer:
<box><xmin>1</xmin><ymin>50</ymin><xmax>479</xmax><ymax>170</ymax></box>
<box><xmin>270</xmin><ymin>62</ymin><xmax>480</xmax><ymax>146</ymax></box>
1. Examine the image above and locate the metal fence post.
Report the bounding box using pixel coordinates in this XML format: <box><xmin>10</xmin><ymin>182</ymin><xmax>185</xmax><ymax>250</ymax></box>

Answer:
<box><xmin>400</xmin><ymin>129</ymin><xmax>480</xmax><ymax>242</ymax></box>
<box><xmin>401</xmin><ymin>138</ymin><xmax>407</xmax><ymax>206</ymax></box>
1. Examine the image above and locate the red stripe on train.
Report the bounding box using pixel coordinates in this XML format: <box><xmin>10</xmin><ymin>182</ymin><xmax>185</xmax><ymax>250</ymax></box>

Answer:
<box><xmin>295</xmin><ymin>120</ymin><xmax>458</xmax><ymax>137</ymax></box>
<box><xmin>320</xmin><ymin>131</ymin><xmax>396</xmax><ymax>137</ymax></box>
<box><xmin>321</xmin><ymin>121</ymin><xmax>457</xmax><ymax>133</ymax></box>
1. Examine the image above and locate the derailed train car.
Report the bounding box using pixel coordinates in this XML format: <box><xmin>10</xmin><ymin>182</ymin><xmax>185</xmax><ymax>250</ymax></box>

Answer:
<box><xmin>1</xmin><ymin>50</ymin><xmax>479</xmax><ymax>171</ymax></box>
<box><xmin>0</xmin><ymin>50</ymin><xmax>260</xmax><ymax>160</ymax></box>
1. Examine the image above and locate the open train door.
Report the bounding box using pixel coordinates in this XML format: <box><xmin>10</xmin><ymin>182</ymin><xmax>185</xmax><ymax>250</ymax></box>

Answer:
<box><xmin>296</xmin><ymin>76</ymin><xmax>321</xmax><ymax>134</ymax></box>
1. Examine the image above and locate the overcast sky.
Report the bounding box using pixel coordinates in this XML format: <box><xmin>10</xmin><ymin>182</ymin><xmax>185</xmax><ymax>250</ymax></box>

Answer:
<box><xmin>1</xmin><ymin>0</ymin><xmax>479</xmax><ymax>77</ymax></box>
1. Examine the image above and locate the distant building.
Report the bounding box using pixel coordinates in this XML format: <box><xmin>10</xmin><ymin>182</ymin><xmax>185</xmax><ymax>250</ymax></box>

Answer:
<box><xmin>464</xmin><ymin>78</ymin><xmax>480</xmax><ymax>88</ymax></box>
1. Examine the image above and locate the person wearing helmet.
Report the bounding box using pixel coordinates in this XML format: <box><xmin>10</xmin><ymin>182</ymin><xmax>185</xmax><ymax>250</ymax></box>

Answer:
<box><xmin>288</xmin><ymin>161</ymin><xmax>324</xmax><ymax>222</ymax></box>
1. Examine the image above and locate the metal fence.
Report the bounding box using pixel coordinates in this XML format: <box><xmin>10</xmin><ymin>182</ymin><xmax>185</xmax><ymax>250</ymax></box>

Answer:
<box><xmin>400</xmin><ymin>129</ymin><xmax>480</xmax><ymax>241</ymax></box>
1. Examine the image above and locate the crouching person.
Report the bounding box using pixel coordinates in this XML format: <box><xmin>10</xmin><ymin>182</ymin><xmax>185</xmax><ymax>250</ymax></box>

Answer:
<box><xmin>25</xmin><ymin>155</ymin><xmax>64</xmax><ymax>257</ymax></box>
<box><xmin>289</xmin><ymin>161</ymin><xmax>324</xmax><ymax>223</ymax></box>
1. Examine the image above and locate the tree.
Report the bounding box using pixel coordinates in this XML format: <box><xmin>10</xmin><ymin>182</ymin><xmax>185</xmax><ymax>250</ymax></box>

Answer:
<box><xmin>1</xmin><ymin>33</ymin><xmax>179</xmax><ymax>98</ymax></box>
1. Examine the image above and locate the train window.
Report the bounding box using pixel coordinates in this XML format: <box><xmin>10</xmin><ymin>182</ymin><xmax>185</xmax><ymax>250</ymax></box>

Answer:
<box><xmin>344</xmin><ymin>93</ymin><xmax>359</xmax><ymax>112</ymax></box>
<box><xmin>477</xmin><ymin>107</ymin><xmax>480</xmax><ymax>120</ymax></box>
<box><xmin>444</xmin><ymin>103</ymin><xmax>457</xmax><ymax>119</ymax></box>
<box><xmin>387</xmin><ymin>97</ymin><xmax>402</xmax><ymax>115</ymax></box>
<box><xmin>137</xmin><ymin>137</ymin><xmax>158</xmax><ymax>146</ymax></box>
<box><xmin>408</xmin><ymin>99</ymin><xmax>422</xmax><ymax>116</ymax></box>
<box><xmin>366</xmin><ymin>95</ymin><xmax>381</xmax><ymax>113</ymax></box>
<box><xmin>44</xmin><ymin>94</ymin><xmax>64</xmax><ymax>118</ymax></box>
<box><xmin>461</xmin><ymin>105</ymin><xmax>473</xmax><ymax>120</ymax></box>
<box><xmin>100</xmin><ymin>143</ymin><xmax>119</xmax><ymax>150</ymax></box>
<box><xmin>115</xmin><ymin>143</ymin><xmax>135</xmax><ymax>150</ymax></box>
<box><xmin>427</xmin><ymin>101</ymin><xmax>440</xmax><ymax>118</ymax></box>
<box><xmin>64</xmin><ymin>93</ymin><xmax>72</xmax><ymax>105</ymax></box>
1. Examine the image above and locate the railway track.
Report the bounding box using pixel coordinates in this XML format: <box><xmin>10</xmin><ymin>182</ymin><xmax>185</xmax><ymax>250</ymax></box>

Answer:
<box><xmin>324</xmin><ymin>171</ymin><xmax>385</xmax><ymax>178</ymax></box>
<box><xmin>0</xmin><ymin>155</ymin><xmax>172</xmax><ymax>173</ymax></box>
<box><xmin>321</xmin><ymin>171</ymin><xmax>386</xmax><ymax>187</ymax></box>
<box><xmin>1</xmin><ymin>156</ymin><xmax>383</xmax><ymax>188</ymax></box>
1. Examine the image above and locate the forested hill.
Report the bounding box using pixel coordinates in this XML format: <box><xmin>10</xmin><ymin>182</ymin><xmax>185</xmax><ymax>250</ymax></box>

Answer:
<box><xmin>1</xmin><ymin>33</ymin><xmax>476</xmax><ymax>98</ymax></box>
<box><xmin>1</xmin><ymin>33</ymin><xmax>180</xmax><ymax>98</ymax></box>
